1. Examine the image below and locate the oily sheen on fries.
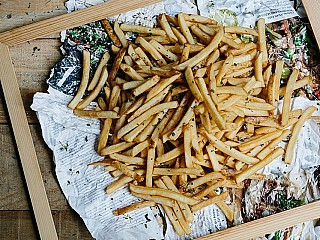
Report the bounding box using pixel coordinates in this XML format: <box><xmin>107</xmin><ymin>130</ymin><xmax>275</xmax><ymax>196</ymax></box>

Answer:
<box><xmin>68</xmin><ymin>12</ymin><xmax>316</xmax><ymax>236</ymax></box>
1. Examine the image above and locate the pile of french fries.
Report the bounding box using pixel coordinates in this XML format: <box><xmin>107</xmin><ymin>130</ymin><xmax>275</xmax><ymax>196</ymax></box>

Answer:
<box><xmin>68</xmin><ymin>13</ymin><xmax>317</xmax><ymax>236</ymax></box>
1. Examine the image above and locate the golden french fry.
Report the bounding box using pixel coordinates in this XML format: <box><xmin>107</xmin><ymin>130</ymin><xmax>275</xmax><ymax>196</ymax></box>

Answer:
<box><xmin>159</xmin><ymin>14</ymin><xmax>178</xmax><ymax>43</ymax></box>
<box><xmin>196</xmin><ymin>77</ymin><xmax>225</xmax><ymax>130</ymax></box>
<box><xmin>279</xmin><ymin>76</ymin><xmax>311</xmax><ymax>98</ymax></box>
<box><xmin>146</xmin><ymin>147</ymin><xmax>155</xmax><ymax>187</ymax></box>
<box><xmin>201</xmin><ymin>129</ymin><xmax>259</xmax><ymax>164</ymax></box>
<box><xmin>136</xmin><ymin>37</ymin><xmax>167</xmax><ymax>66</ymax></box>
<box><xmin>285</xmin><ymin>106</ymin><xmax>317</xmax><ymax>164</ymax></box>
<box><xmin>146</xmin><ymin>74</ymin><xmax>180</xmax><ymax>101</ymax></box>
<box><xmin>73</xmin><ymin>109</ymin><xmax>119</xmax><ymax>119</ymax></box>
<box><xmin>101</xmin><ymin>19</ymin><xmax>122</xmax><ymax>48</ymax></box>
<box><xmin>120</xmin><ymin>23</ymin><xmax>166</xmax><ymax>36</ymax></box>
<box><xmin>117</xmin><ymin>101</ymin><xmax>178</xmax><ymax>139</ymax></box>
<box><xmin>114</xmin><ymin>20</ymin><xmax>128</xmax><ymax>48</ymax></box>
<box><xmin>131</xmin><ymin>192</ymin><xmax>175</xmax><ymax>207</ymax></box>
<box><xmin>156</xmin><ymin>145</ymin><xmax>184</xmax><ymax>163</ymax></box>
<box><xmin>178</xmin><ymin>13</ymin><xmax>194</xmax><ymax>44</ymax></box>
<box><xmin>235</xmin><ymin>147</ymin><xmax>284</xmax><ymax>183</ymax></box>
<box><xmin>68</xmin><ymin>50</ymin><xmax>91</xmax><ymax>109</ymax></box>
<box><xmin>100</xmin><ymin>142</ymin><xmax>135</xmax><ymax>156</ymax></box>
<box><xmin>257</xmin><ymin>18</ymin><xmax>268</xmax><ymax>66</ymax></box>
<box><xmin>225</xmin><ymin>26</ymin><xmax>258</xmax><ymax>36</ymax></box>
<box><xmin>132</xmin><ymin>75</ymin><xmax>160</xmax><ymax>97</ymax></box>
<box><xmin>77</xmin><ymin>66</ymin><xmax>109</xmax><ymax>109</ymax></box>
<box><xmin>192</xmin><ymin>191</ymin><xmax>228</xmax><ymax>213</ymax></box>
<box><xmin>281</xmin><ymin>69</ymin><xmax>299</xmax><ymax>126</ymax></box>
<box><xmin>175</xmin><ymin>27</ymin><xmax>224</xmax><ymax>70</ymax></box>
<box><xmin>149</xmin><ymin>39</ymin><xmax>179</xmax><ymax>62</ymax></box>
<box><xmin>88</xmin><ymin>52</ymin><xmax>110</xmax><ymax>91</ymax></box>
<box><xmin>129</xmin><ymin>184</ymin><xmax>199</xmax><ymax>205</ymax></box>
<box><xmin>108</xmin><ymin>48</ymin><xmax>126</xmax><ymax>83</ymax></box>
<box><xmin>113</xmin><ymin>200</ymin><xmax>156</xmax><ymax>216</ymax></box>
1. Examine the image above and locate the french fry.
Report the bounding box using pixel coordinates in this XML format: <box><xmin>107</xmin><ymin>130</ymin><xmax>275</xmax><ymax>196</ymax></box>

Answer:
<box><xmin>180</xmin><ymin>43</ymin><xmax>191</xmax><ymax>63</ymax></box>
<box><xmin>182</xmin><ymin>13</ymin><xmax>217</xmax><ymax>25</ymax></box>
<box><xmin>146</xmin><ymin>147</ymin><xmax>155</xmax><ymax>187</ymax></box>
<box><xmin>274</xmin><ymin>60</ymin><xmax>284</xmax><ymax>101</ymax></box>
<box><xmin>175</xmin><ymin>27</ymin><xmax>224</xmax><ymax>70</ymax></box>
<box><xmin>77</xmin><ymin>66</ymin><xmax>109</xmax><ymax>109</ymax></box>
<box><xmin>281</xmin><ymin>69</ymin><xmax>299</xmax><ymax>126</ymax></box>
<box><xmin>206</xmin><ymin>49</ymin><xmax>220</xmax><ymax>66</ymax></box>
<box><xmin>216</xmin><ymin>54</ymin><xmax>234</xmax><ymax>86</ymax></box>
<box><xmin>254</xmin><ymin>52</ymin><xmax>264</xmax><ymax>86</ymax></box>
<box><xmin>146</xmin><ymin>74</ymin><xmax>180</xmax><ymax>101</ymax></box>
<box><xmin>111</xmin><ymin>161</ymin><xmax>144</xmax><ymax>182</ymax></box>
<box><xmin>235</xmin><ymin>147</ymin><xmax>284</xmax><ymax>183</ymax></box>
<box><xmin>120</xmin><ymin>23</ymin><xmax>166</xmax><ymax>36</ymax></box>
<box><xmin>154</xmin><ymin>179</ymin><xmax>192</xmax><ymax>235</ymax></box>
<box><xmin>206</xmin><ymin>144</ymin><xmax>222</xmax><ymax>171</ymax></box>
<box><xmin>129</xmin><ymin>184</ymin><xmax>199</xmax><ymax>205</ymax></box>
<box><xmin>149</xmin><ymin>39</ymin><xmax>179</xmax><ymax>62</ymax></box>
<box><xmin>194</xmin><ymin>179</ymin><xmax>227</xmax><ymax>200</ymax></box>
<box><xmin>171</xmin><ymin>27</ymin><xmax>188</xmax><ymax>44</ymax></box>
<box><xmin>201</xmin><ymin>129</ymin><xmax>259</xmax><ymax>164</ymax></box>
<box><xmin>108</xmin><ymin>48</ymin><xmax>126</xmax><ymax>83</ymax></box>
<box><xmin>68</xmin><ymin>50</ymin><xmax>91</xmax><ymax>109</ymax></box>
<box><xmin>156</xmin><ymin>145</ymin><xmax>184</xmax><ymax>163</ymax></box>
<box><xmin>134</xmin><ymin>47</ymin><xmax>153</xmax><ymax>66</ymax></box>
<box><xmin>113</xmin><ymin>200</ymin><xmax>156</xmax><ymax>216</ymax></box>
<box><xmin>190</xmin><ymin>25</ymin><xmax>212</xmax><ymax>44</ymax></box>
<box><xmin>101</xmin><ymin>19</ymin><xmax>122</xmax><ymax>48</ymax></box>
<box><xmin>114</xmin><ymin>21</ymin><xmax>128</xmax><ymax>48</ymax></box>
<box><xmin>136</xmin><ymin>37</ymin><xmax>167</xmax><ymax>66</ymax></box>
<box><xmin>73</xmin><ymin>109</ymin><xmax>119</xmax><ymax>119</ymax></box>
<box><xmin>238</xmin><ymin>130</ymin><xmax>282</xmax><ymax>152</ymax></box>
<box><xmin>117</xmin><ymin>101</ymin><xmax>178</xmax><ymax>139</ymax></box>
<box><xmin>257</xmin><ymin>18</ymin><xmax>268</xmax><ymax>66</ymax></box>
<box><xmin>285</xmin><ymin>106</ymin><xmax>317</xmax><ymax>164</ymax></box>
<box><xmin>192</xmin><ymin>191</ymin><xmax>228</xmax><ymax>213</ymax></box>
<box><xmin>100</xmin><ymin>142</ymin><xmax>135</xmax><ymax>156</ymax></box>
<box><xmin>162</xmin><ymin>176</ymin><xmax>193</xmax><ymax>223</ymax></box>
<box><xmin>106</xmin><ymin>175</ymin><xmax>134</xmax><ymax>194</ymax></box>
<box><xmin>88</xmin><ymin>52</ymin><xmax>110</xmax><ymax>91</ymax></box>
<box><xmin>224</xmin><ymin>26</ymin><xmax>258</xmax><ymax>36</ymax></box>
<box><xmin>159</xmin><ymin>14</ymin><xmax>178</xmax><ymax>43</ymax></box>
<box><xmin>129</xmin><ymin>84</ymin><xmax>171</xmax><ymax>121</ymax></box>
<box><xmin>257</xmin><ymin>129</ymin><xmax>290</xmax><ymax>160</ymax></box>
<box><xmin>196</xmin><ymin>77</ymin><xmax>225</xmax><ymax>130</ymax></box>
<box><xmin>184</xmin><ymin>124</ymin><xmax>193</xmax><ymax>169</ymax></box>
<box><xmin>132</xmin><ymin>75</ymin><xmax>160</xmax><ymax>97</ymax></box>
<box><xmin>131</xmin><ymin>192</ymin><xmax>175</xmax><ymax>207</ymax></box>
<box><xmin>279</xmin><ymin>76</ymin><xmax>311</xmax><ymax>98</ymax></box>
<box><xmin>178</xmin><ymin>13</ymin><xmax>195</xmax><ymax>44</ymax></box>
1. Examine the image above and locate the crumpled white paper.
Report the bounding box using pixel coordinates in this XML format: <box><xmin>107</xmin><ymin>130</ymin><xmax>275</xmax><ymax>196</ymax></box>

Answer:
<box><xmin>197</xmin><ymin>0</ymin><xmax>298</xmax><ymax>27</ymax></box>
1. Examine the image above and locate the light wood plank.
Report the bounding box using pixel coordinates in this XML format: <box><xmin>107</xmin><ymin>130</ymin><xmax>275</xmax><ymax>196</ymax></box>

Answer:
<box><xmin>0</xmin><ymin>0</ymin><xmax>66</xmax><ymax>38</ymax></box>
<box><xmin>302</xmin><ymin>0</ymin><xmax>320</xmax><ymax>48</ymax></box>
<box><xmin>0</xmin><ymin>0</ymin><xmax>163</xmax><ymax>46</ymax></box>
<box><xmin>0</xmin><ymin>43</ymin><xmax>57</xmax><ymax>239</ymax></box>
<box><xmin>198</xmin><ymin>200</ymin><xmax>320</xmax><ymax>240</ymax></box>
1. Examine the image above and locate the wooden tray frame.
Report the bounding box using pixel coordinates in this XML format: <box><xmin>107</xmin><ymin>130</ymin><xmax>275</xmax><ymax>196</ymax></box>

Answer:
<box><xmin>0</xmin><ymin>0</ymin><xmax>319</xmax><ymax>239</ymax></box>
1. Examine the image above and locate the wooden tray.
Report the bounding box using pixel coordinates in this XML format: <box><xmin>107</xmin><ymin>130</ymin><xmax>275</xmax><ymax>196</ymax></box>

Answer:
<box><xmin>0</xmin><ymin>0</ymin><xmax>319</xmax><ymax>239</ymax></box>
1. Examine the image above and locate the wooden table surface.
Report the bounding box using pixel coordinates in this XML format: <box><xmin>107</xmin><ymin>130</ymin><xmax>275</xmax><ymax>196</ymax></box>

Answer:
<box><xmin>0</xmin><ymin>1</ymin><xmax>93</xmax><ymax>239</ymax></box>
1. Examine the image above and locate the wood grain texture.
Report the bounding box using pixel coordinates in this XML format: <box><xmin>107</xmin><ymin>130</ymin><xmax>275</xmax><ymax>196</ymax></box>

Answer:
<box><xmin>198</xmin><ymin>200</ymin><xmax>320</xmax><ymax>240</ymax></box>
<box><xmin>0</xmin><ymin>210</ymin><xmax>93</xmax><ymax>240</ymax></box>
<box><xmin>0</xmin><ymin>0</ymin><xmax>163</xmax><ymax>46</ymax></box>
<box><xmin>0</xmin><ymin>43</ymin><xmax>58</xmax><ymax>240</ymax></box>
<box><xmin>302</xmin><ymin>0</ymin><xmax>320</xmax><ymax>48</ymax></box>
<box><xmin>0</xmin><ymin>125</ymin><xmax>69</xmax><ymax>211</ymax></box>
<box><xmin>0</xmin><ymin>0</ymin><xmax>66</xmax><ymax>38</ymax></box>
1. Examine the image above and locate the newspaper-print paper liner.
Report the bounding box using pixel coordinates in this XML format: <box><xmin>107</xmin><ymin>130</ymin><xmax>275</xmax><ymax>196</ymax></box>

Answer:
<box><xmin>31</xmin><ymin>0</ymin><xmax>320</xmax><ymax>239</ymax></box>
